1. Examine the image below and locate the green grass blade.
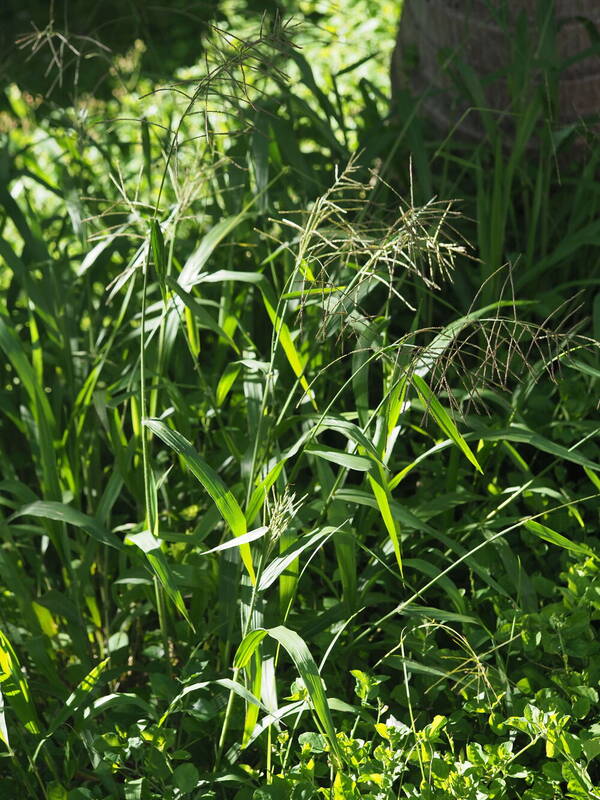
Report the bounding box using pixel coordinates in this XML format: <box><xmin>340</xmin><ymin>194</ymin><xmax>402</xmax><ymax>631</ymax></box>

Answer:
<box><xmin>242</xmin><ymin>648</ymin><xmax>262</xmax><ymax>748</ymax></box>
<box><xmin>412</xmin><ymin>374</ymin><xmax>482</xmax><ymax>473</ymax></box>
<box><xmin>261</xmin><ymin>288</ymin><xmax>316</xmax><ymax>409</ymax></box>
<box><xmin>34</xmin><ymin>657</ymin><xmax>111</xmax><ymax>761</ymax></box>
<box><xmin>367</xmin><ymin>467</ymin><xmax>403</xmax><ymax>574</ymax></box>
<box><xmin>0</xmin><ymin>686</ymin><xmax>9</xmax><ymax>748</ymax></box>
<box><xmin>186</xmin><ymin>267</ymin><xmax>316</xmax><ymax>406</ymax></box>
<box><xmin>470</xmin><ymin>423</ymin><xmax>600</xmax><ymax>472</ymax></box>
<box><xmin>85</xmin><ymin>692</ymin><xmax>155</xmax><ymax>721</ymax></box>
<box><xmin>524</xmin><ymin>520</ymin><xmax>593</xmax><ymax>557</ymax></box>
<box><xmin>127</xmin><ymin>530</ymin><xmax>191</xmax><ymax>626</ymax></box>
<box><xmin>306</xmin><ymin>446</ymin><xmax>373</xmax><ymax>472</ymax></box>
<box><xmin>268</xmin><ymin>626</ymin><xmax>344</xmax><ymax>764</ymax></box>
<box><xmin>258</xmin><ymin>528</ymin><xmax>335</xmax><ymax>592</ymax></box>
<box><xmin>166</xmin><ymin>278</ymin><xmax>240</xmax><ymax>354</ymax></box>
<box><xmin>177</xmin><ymin>214</ymin><xmax>249</xmax><ymax>291</ymax></box>
<box><xmin>143</xmin><ymin>418</ymin><xmax>255</xmax><ymax>582</ymax></box>
<box><xmin>201</xmin><ymin>526</ymin><xmax>268</xmax><ymax>556</ymax></box>
<box><xmin>216</xmin><ymin>363</ymin><xmax>242</xmax><ymax>407</ymax></box>
<box><xmin>13</xmin><ymin>501</ymin><xmax>123</xmax><ymax>550</ymax></box>
<box><xmin>234</xmin><ymin>625</ymin><xmax>344</xmax><ymax>764</ymax></box>
<box><xmin>312</xmin><ymin>416</ymin><xmax>382</xmax><ymax>463</ymax></box>
<box><xmin>0</xmin><ymin>630</ymin><xmax>40</xmax><ymax>735</ymax></box>
<box><xmin>0</xmin><ymin>316</ymin><xmax>61</xmax><ymax>500</ymax></box>
<box><xmin>150</xmin><ymin>219</ymin><xmax>166</xmax><ymax>282</ymax></box>
<box><xmin>245</xmin><ymin>462</ymin><xmax>284</xmax><ymax>525</ymax></box>
<box><xmin>233</xmin><ymin>630</ymin><xmax>269</xmax><ymax>669</ymax></box>
<box><xmin>158</xmin><ymin>677</ymin><xmax>266</xmax><ymax>729</ymax></box>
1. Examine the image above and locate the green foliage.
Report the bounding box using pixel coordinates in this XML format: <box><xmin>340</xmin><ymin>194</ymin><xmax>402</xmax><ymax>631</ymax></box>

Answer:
<box><xmin>0</xmin><ymin>2</ymin><xmax>599</xmax><ymax>799</ymax></box>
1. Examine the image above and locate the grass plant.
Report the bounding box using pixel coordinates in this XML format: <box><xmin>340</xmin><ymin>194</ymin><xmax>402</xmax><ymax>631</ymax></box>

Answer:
<box><xmin>0</xmin><ymin>2</ymin><xmax>599</xmax><ymax>798</ymax></box>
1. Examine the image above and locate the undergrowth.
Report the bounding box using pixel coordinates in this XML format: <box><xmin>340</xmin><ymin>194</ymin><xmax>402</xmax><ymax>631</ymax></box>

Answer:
<box><xmin>0</xmin><ymin>3</ymin><xmax>600</xmax><ymax>799</ymax></box>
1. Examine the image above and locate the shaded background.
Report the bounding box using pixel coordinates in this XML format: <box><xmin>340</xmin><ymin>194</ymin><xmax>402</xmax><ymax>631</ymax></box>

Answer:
<box><xmin>0</xmin><ymin>0</ymin><xmax>286</xmax><ymax>102</ymax></box>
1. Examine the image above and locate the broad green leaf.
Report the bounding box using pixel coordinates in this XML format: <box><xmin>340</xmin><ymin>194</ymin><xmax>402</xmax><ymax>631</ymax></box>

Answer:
<box><xmin>173</xmin><ymin>763</ymin><xmax>200</xmax><ymax>794</ymax></box>
<box><xmin>234</xmin><ymin>626</ymin><xmax>344</xmax><ymax>765</ymax></box>
<box><xmin>258</xmin><ymin>528</ymin><xmax>335</xmax><ymax>591</ymax></box>
<box><xmin>306</xmin><ymin>446</ymin><xmax>373</xmax><ymax>472</ymax></box>
<box><xmin>367</xmin><ymin>467</ymin><xmax>403</xmax><ymax>573</ymax></box>
<box><xmin>127</xmin><ymin>530</ymin><xmax>191</xmax><ymax>625</ymax></box>
<box><xmin>216</xmin><ymin>362</ymin><xmax>242</xmax><ymax>406</ymax></box>
<box><xmin>167</xmin><ymin>278</ymin><xmax>240</xmax><ymax>353</ymax></box>
<box><xmin>158</xmin><ymin>677</ymin><xmax>266</xmax><ymax>727</ymax></box>
<box><xmin>177</xmin><ymin>214</ymin><xmax>249</xmax><ymax>291</ymax></box>
<box><xmin>13</xmin><ymin>501</ymin><xmax>123</xmax><ymax>550</ymax></box>
<box><xmin>261</xmin><ymin>288</ymin><xmax>316</xmax><ymax>409</ymax></box>
<box><xmin>143</xmin><ymin>418</ymin><xmax>255</xmax><ymax>582</ymax></box>
<box><xmin>201</xmin><ymin>526</ymin><xmax>268</xmax><ymax>555</ymax></box>
<box><xmin>524</xmin><ymin>520</ymin><xmax>593</xmax><ymax>556</ymax></box>
<box><xmin>34</xmin><ymin>658</ymin><xmax>111</xmax><ymax>758</ymax></box>
<box><xmin>412</xmin><ymin>374</ymin><xmax>482</xmax><ymax>473</ymax></box>
<box><xmin>246</xmin><ymin>461</ymin><xmax>285</xmax><ymax>524</ymax></box>
<box><xmin>0</xmin><ymin>629</ymin><xmax>40</xmax><ymax>735</ymax></box>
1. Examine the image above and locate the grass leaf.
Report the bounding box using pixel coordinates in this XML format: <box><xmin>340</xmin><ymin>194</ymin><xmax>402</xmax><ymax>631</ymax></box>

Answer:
<box><xmin>143</xmin><ymin>418</ymin><xmax>255</xmax><ymax>582</ymax></box>
<box><xmin>412</xmin><ymin>374</ymin><xmax>483</xmax><ymax>473</ymax></box>
<box><xmin>13</xmin><ymin>501</ymin><xmax>123</xmax><ymax>550</ymax></box>
<box><xmin>128</xmin><ymin>530</ymin><xmax>192</xmax><ymax>625</ymax></box>
<box><xmin>234</xmin><ymin>625</ymin><xmax>344</xmax><ymax>764</ymax></box>
<box><xmin>306</xmin><ymin>446</ymin><xmax>373</xmax><ymax>472</ymax></box>
<box><xmin>0</xmin><ymin>630</ymin><xmax>40</xmax><ymax>736</ymax></box>
<box><xmin>524</xmin><ymin>520</ymin><xmax>593</xmax><ymax>557</ymax></box>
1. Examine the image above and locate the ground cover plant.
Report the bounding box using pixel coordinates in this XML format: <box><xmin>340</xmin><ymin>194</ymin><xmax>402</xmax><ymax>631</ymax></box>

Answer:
<box><xmin>1</xmin><ymin>1</ymin><xmax>600</xmax><ymax>798</ymax></box>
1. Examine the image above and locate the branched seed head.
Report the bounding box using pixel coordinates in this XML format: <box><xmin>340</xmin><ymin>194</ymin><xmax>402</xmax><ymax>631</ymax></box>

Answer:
<box><xmin>267</xmin><ymin>488</ymin><xmax>304</xmax><ymax>549</ymax></box>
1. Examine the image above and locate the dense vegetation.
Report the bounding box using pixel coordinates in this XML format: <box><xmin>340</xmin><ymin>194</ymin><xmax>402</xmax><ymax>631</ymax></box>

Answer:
<box><xmin>1</xmin><ymin>2</ymin><xmax>600</xmax><ymax>798</ymax></box>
